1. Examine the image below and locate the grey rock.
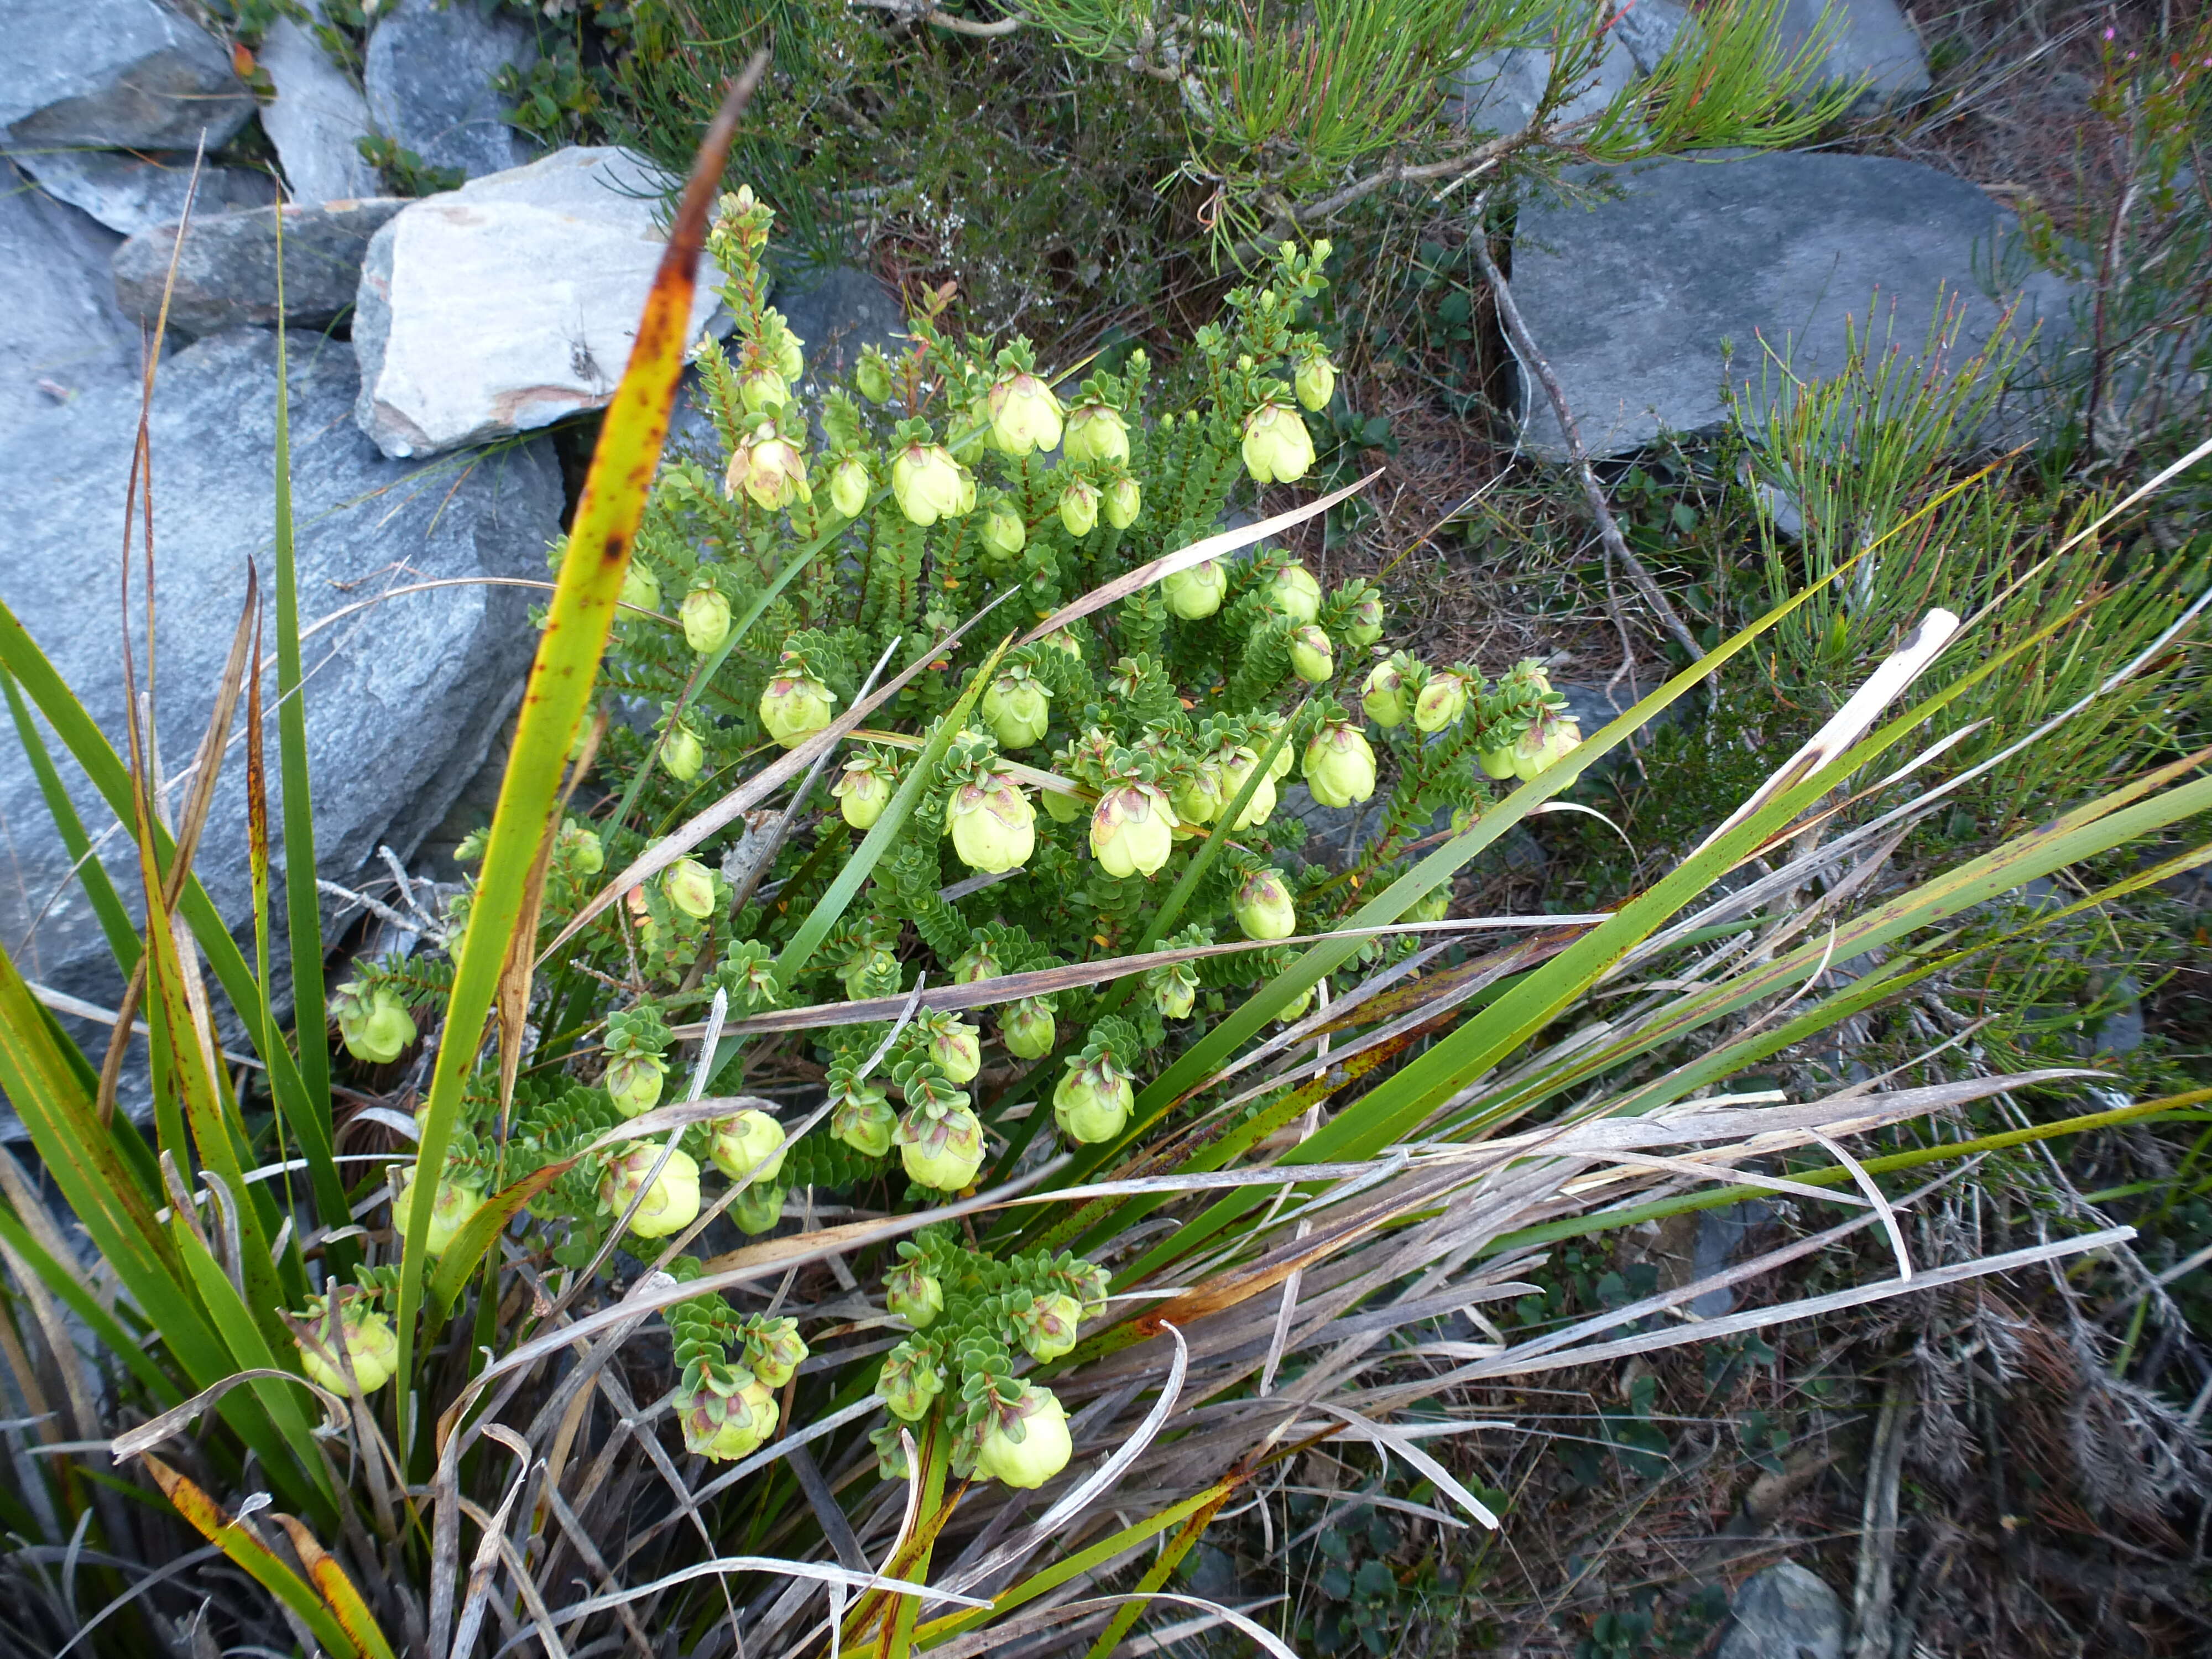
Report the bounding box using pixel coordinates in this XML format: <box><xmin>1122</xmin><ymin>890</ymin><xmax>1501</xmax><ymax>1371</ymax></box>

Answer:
<box><xmin>0</xmin><ymin>328</ymin><xmax>561</xmax><ymax>1108</ymax></box>
<box><xmin>1689</xmin><ymin>1199</ymin><xmax>1773</xmax><ymax>1317</ymax></box>
<box><xmin>1716</xmin><ymin>1562</ymin><xmax>1845</xmax><ymax>1659</ymax></box>
<box><xmin>1613</xmin><ymin>0</ymin><xmax>1694</xmax><ymax>73</ymax></box>
<box><xmin>1776</xmin><ymin>0</ymin><xmax>1929</xmax><ymax>106</ymax></box>
<box><xmin>2090</xmin><ymin>975</ymin><xmax>2146</xmax><ymax>1057</ymax></box>
<box><xmin>1510</xmin><ymin>153</ymin><xmax>2070</xmax><ymax>459</ymax></box>
<box><xmin>773</xmin><ymin>262</ymin><xmax>906</xmax><ymax>383</ymax></box>
<box><xmin>1449</xmin><ymin>32</ymin><xmax>1635</xmax><ymax>138</ymax></box>
<box><xmin>0</xmin><ymin>160</ymin><xmax>139</xmax><ymax>436</ymax></box>
<box><xmin>0</xmin><ymin>0</ymin><xmax>253</xmax><ymax>150</ymax></box>
<box><xmin>353</xmin><ymin>147</ymin><xmax>723</xmax><ymax>458</ymax></box>
<box><xmin>114</xmin><ymin>198</ymin><xmax>408</xmax><ymax>335</ymax></box>
<box><xmin>362</xmin><ymin>0</ymin><xmax>538</xmax><ymax>181</ymax></box>
<box><xmin>10</xmin><ymin>149</ymin><xmax>275</xmax><ymax>236</ymax></box>
<box><xmin>258</xmin><ymin>17</ymin><xmax>382</xmax><ymax>205</ymax></box>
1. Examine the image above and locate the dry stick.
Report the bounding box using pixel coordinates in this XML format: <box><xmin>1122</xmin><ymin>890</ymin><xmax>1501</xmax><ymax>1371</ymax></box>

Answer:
<box><xmin>1467</xmin><ymin>216</ymin><xmax>1703</xmax><ymax>669</ymax></box>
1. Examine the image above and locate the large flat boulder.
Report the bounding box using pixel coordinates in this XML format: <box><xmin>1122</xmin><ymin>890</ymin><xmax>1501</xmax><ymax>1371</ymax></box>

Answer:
<box><xmin>114</xmin><ymin>198</ymin><xmax>408</xmax><ymax>335</ymax></box>
<box><xmin>0</xmin><ymin>0</ymin><xmax>253</xmax><ymax>150</ymax></box>
<box><xmin>258</xmin><ymin>17</ymin><xmax>382</xmax><ymax>205</ymax></box>
<box><xmin>0</xmin><ymin>160</ymin><xmax>140</xmax><ymax>436</ymax></box>
<box><xmin>362</xmin><ymin>0</ymin><xmax>538</xmax><ymax>181</ymax></box>
<box><xmin>11</xmin><ymin>149</ymin><xmax>276</xmax><ymax>236</ymax></box>
<box><xmin>0</xmin><ymin>328</ymin><xmax>561</xmax><ymax>1046</ymax></box>
<box><xmin>353</xmin><ymin>146</ymin><xmax>724</xmax><ymax>458</ymax></box>
<box><xmin>1509</xmin><ymin>153</ymin><xmax>2070</xmax><ymax>459</ymax></box>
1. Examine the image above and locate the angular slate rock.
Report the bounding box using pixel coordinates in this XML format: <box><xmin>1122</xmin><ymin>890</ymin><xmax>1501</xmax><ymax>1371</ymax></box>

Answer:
<box><xmin>0</xmin><ymin>328</ymin><xmax>561</xmax><ymax>1055</ymax></box>
<box><xmin>114</xmin><ymin>198</ymin><xmax>408</xmax><ymax>335</ymax></box>
<box><xmin>1449</xmin><ymin>32</ymin><xmax>1635</xmax><ymax>138</ymax></box>
<box><xmin>258</xmin><ymin>17</ymin><xmax>383</xmax><ymax>205</ymax></box>
<box><xmin>362</xmin><ymin>0</ymin><xmax>538</xmax><ymax>181</ymax></box>
<box><xmin>1613</xmin><ymin>0</ymin><xmax>1694</xmax><ymax>73</ymax></box>
<box><xmin>0</xmin><ymin>0</ymin><xmax>253</xmax><ymax>150</ymax></box>
<box><xmin>11</xmin><ymin>149</ymin><xmax>276</xmax><ymax>236</ymax></box>
<box><xmin>1776</xmin><ymin>0</ymin><xmax>1930</xmax><ymax>106</ymax></box>
<box><xmin>354</xmin><ymin>147</ymin><xmax>723</xmax><ymax>458</ymax></box>
<box><xmin>1510</xmin><ymin>152</ymin><xmax>2070</xmax><ymax>459</ymax></box>
<box><xmin>0</xmin><ymin>160</ymin><xmax>139</xmax><ymax>436</ymax></box>
<box><xmin>1715</xmin><ymin>1562</ymin><xmax>1845</xmax><ymax>1659</ymax></box>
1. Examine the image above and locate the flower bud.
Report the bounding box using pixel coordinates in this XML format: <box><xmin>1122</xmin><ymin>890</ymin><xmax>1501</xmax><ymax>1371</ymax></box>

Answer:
<box><xmin>1413</xmin><ymin>669</ymin><xmax>1469</xmax><ymax>733</ymax></box>
<box><xmin>981</xmin><ymin>670</ymin><xmax>1052</xmax><ymax>750</ymax></box>
<box><xmin>1361</xmin><ymin>659</ymin><xmax>1408</xmax><ymax>728</ymax></box>
<box><xmin>976</xmin><ymin>1385</ymin><xmax>1072</xmax><ymax>1489</ymax></box>
<box><xmin>1058</xmin><ymin>477</ymin><xmax>1099</xmax><ymax>538</ymax></box>
<box><xmin>296</xmin><ymin>1293</ymin><xmax>399</xmax><ymax>1395</ymax></box>
<box><xmin>1162</xmin><ymin>557</ymin><xmax>1226</xmax><ymax>620</ymax></box>
<box><xmin>1294</xmin><ymin>349</ymin><xmax>1338</xmax><ymax>412</ymax></box>
<box><xmin>1053</xmin><ymin>1049</ymin><xmax>1134</xmax><ymax>1144</ymax></box>
<box><xmin>1303</xmin><ymin>722</ymin><xmax>1378</xmax><ymax>808</ymax></box>
<box><xmin>929</xmin><ymin>1018</ymin><xmax>983</xmax><ymax>1086</ymax></box>
<box><xmin>982</xmin><ymin>499</ymin><xmax>1026</xmax><ymax>560</ymax></box>
<box><xmin>1241</xmin><ymin>399</ymin><xmax>1316</xmax><ymax>484</ymax></box>
<box><xmin>885</xmin><ymin>1261</ymin><xmax>945</xmax><ymax>1328</ymax></box>
<box><xmin>829</xmin><ymin>455</ymin><xmax>871</xmax><ymax>519</ymax></box>
<box><xmin>732</xmin><ymin>1182</ymin><xmax>784</xmax><ymax>1235</ymax></box>
<box><xmin>988</xmin><ymin>371</ymin><xmax>1065</xmax><ymax>455</ymax></box>
<box><xmin>1168</xmin><ymin>759</ymin><xmax>1223</xmax><ymax>829</ymax></box>
<box><xmin>832</xmin><ymin>1081</ymin><xmax>897</xmax><ymax>1157</ymax></box>
<box><xmin>877</xmin><ymin>1343</ymin><xmax>947</xmax><ymax>1420</ymax></box>
<box><xmin>559</xmin><ymin>820</ymin><xmax>604</xmax><ymax>874</ymax></box>
<box><xmin>1104</xmin><ymin>476</ymin><xmax>1141</xmax><ymax>530</ymax></box>
<box><xmin>605</xmin><ymin>1051</ymin><xmax>667</xmax><ymax>1119</ymax></box>
<box><xmin>1511</xmin><ymin>709</ymin><xmax>1582</xmax><ymax>781</ymax></box>
<box><xmin>854</xmin><ymin>347</ymin><xmax>894</xmax><ymax>404</ymax></box>
<box><xmin>1063</xmin><ymin>401</ymin><xmax>1130</xmax><ymax>466</ymax></box>
<box><xmin>726</xmin><ymin>423</ymin><xmax>811</xmax><ymax>511</ymax></box>
<box><xmin>335</xmin><ymin>983</ymin><xmax>415</xmax><ymax>1065</ymax></box>
<box><xmin>1003</xmin><ymin>997</ymin><xmax>1057</xmax><ymax>1060</ymax></box>
<box><xmin>1343</xmin><ymin>592</ymin><xmax>1384</xmax><ymax>647</ymax></box>
<box><xmin>598</xmin><ymin>1144</ymin><xmax>702</xmax><ymax>1239</ymax></box>
<box><xmin>661</xmin><ymin>721</ymin><xmax>704</xmax><ymax>782</ymax></box>
<box><xmin>1217</xmin><ymin>747</ymin><xmax>1278</xmax><ymax>830</ymax></box>
<box><xmin>709</xmin><ymin>1108</ymin><xmax>788</xmax><ymax>1183</ymax></box>
<box><xmin>1015</xmin><ymin>1291</ymin><xmax>1084</xmax><ymax>1361</ymax></box>
<box><xmin>891</xmin><ymin>441</ymin><xmax>965</xmax><ymax>525</ymax></box>
<box><xmin>744</xmin><ymin>1316</ymin><xmax>808</xmax><ymax>1389</ymax></box>
<box><xmin>681</xmin><ymin>585</ymin><xmax>732</xmax><ymax>655</ymax></box>
<box><xmin>394</xmin><ymin>1166</ymin><xmax>484</xmax><ymax>1256</ymax></box>
<box><xmin>1233</xmin><ymin>868</ymin><xmax>1297</xmax><ymax>941</ymax></box>
<box><xmin>665</xmin><ymin>857</ymin><xmax>717</xmax><ymax>921</ymax></box>
<box><xmin>945</xmin><ymin>770</ymin><xmax>1036</xmax><ymax>874</ymax></box>
<box><xmin>1089</xmin><ymin>780</ymin><xmax>1177</xmax><ymax>878</ymax></box>
<box><xmin>759</xmin><ymin>660</ymin><xmax>839</xmax><ymax>748</ymax></box>
<box><xmin>832</xmin><ymin>757</ymin><xmax>893</xmax><ymax>830</ymax></box>
<box><xmin>619</xmin><ymin>562</ymin><xmax>661</xmax><ymax>612</ymax></box>
<box><xmin>1288</xmin><ymin>623</ymin><xmax>1334</xmax><ymax>682</ymax></box>
<box><xmin>898</xmin><ymin>1105</ymin><xmax>986</xmax><ymax>1192</ymax></box>
<box><xmin>1269</xmin><ymin>563</ymin><xmax>1322</xmax><ymax>624</ymax></box>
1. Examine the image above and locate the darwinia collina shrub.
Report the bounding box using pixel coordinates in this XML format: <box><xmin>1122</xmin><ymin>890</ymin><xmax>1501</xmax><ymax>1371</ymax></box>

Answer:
<box><xmin>316</xmin><ymin>187</ymin><xmax>1581</xmax><ymax>1486</ymax></box>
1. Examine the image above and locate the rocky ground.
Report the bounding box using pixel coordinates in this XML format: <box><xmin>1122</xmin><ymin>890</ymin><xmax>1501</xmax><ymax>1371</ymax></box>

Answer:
<box><xmin>0</xmin><ymin>3</ymin><xmax>2198</xmax><ymax>1656</ymax></box>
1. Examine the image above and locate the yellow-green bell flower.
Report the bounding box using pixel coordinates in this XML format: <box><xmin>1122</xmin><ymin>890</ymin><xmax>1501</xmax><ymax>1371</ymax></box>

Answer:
<box><xmin>758</xmin><ymin>658</ymin><xmax>839</xmax><ymax>748</ymax></box>
<box><xmin>708</xmin><ymin>1108</ymin><xmax>787</xmax><ymax>1183</ymax></box>
<box><xmin>1302</xmin><ymin>721</ymin><xmax>1377</xmax><ymax>808</ymax></box>
<box><xmin>1511</xmin><ymin>709</ymin><xmax>1582</xmax><ymax>781</ymax></box>
<box><xmin>1103</xmin><ymin>475</ymin><xmax>1141</xmax><ymax>530</ymax></box>
<box><xmin>1233</xmin><ymin>867</ymin><xmax>1297</xmax><ymax>941</ymax></box>
<box><xmin>982</xmin><ymin>499</ymin><xmax>1026</xmax><ymax>560</ymax></box>
<box><xmin>1269</xmin><ymin>563</ymin><xmax>1322</xmax><ymax>623</ymax></box>
<box><xmin>1360</xmin><ymin>658</ymin><xmax>1408</xmax><ymax>728</ymax></box>
<box><xmin>1063</xmin><ymin>401</ymin><xmax>1130</xmax><ymax>466</ymax></box>
<box><xmin>1288</xmin><ymin>623</ymin><xmax>1334</xmax><ymax>683</ymax></box>
<box><xmin>1217</xmin><ymin>747</ymin><xmax>1277</xmax><ymax>830</ymax></box>
<box><xmin>832</xmin><ymin>1081</ymin><xmax>897</xmax><ymax>1157</ymax></box>
<box><xmin>725</xmin><ymin>421</ymin><xmax>811</xmax><ymax>510</ymax></box>
<box><xmin>982</xmin><ymin>669</ymin><xmax>1052</xmax><ymax>750</ymax></box>
<box><xmin>828</xmin><ymin>455</ymin><xmax>871</xmax><ymax>519</ymax></box>
<box><xmin>1162</xmin><ymin>557</ymin><xmax>1225</xmax><ymax>619</ymax></box>
<box><xmin>393</xmin><ymin>1165</ymin><xmax>484</xmax><ymax>1256</ymax></box>
<box><xmin>333</xmin><ymin>982</ymin><xmax>416</xmax><ymax>1065</ymax></box>
<box><xmin>1294</xmin><ymin>348</ymin><xmax>1338</xmax><ymax>412</ymax></box>
<box><xmin>1088</xmin><ymin>779</ymin><xmax>1177</xmax><ymax>878</ymax></box>
<box><xmin>1478</xmin><ymin>744</ymin><xmax>1517</xmax><ymax>779</ymax></box>
<box><xmin>661</xmin><ymin>721</ymin><xmax>705</xmax><ymax>782</ymax></box>
<box><xmin>681</xmin><ymin>585</ymin><xmax>733</xmax><ymax>654</ymax></box>
<box><xmin>1053</xmin><ymin>1051</ymin><xmax>1133</xmax><ymax>1144</ymax></box>
<box><xmin>1058</xmin><ymin>476</ymin><xmax>1099</xmax><ymax>537</ymax></box>
<box><xmin>619</xmin><ymin>561</ymin><xmax>661</xmax><ymax>612</ymax></box>
<box><xmin>928</xmin><ymin>1018</ymin><xmax>984</xmax><ymax>1086</ymax></box>
<box><xmin>1168</xmin><ymin>758</ymin><xmax>1224</xmax><ymax>830</ymax></box>
<box><xmin>987</xmin><ymin>369</ymin><xmax>1065</xmax><ymax>455</ymax></box>
<box><xmin>885</xmin><ymin>1260</ymin><xmax>945</xmax><ymax>1327</ymax></box>
<box><xmin>1343</xmin><ymin>592</ymin><xmax>1384</xmax><ymax>646</ymax></box>
<box><xmin>665</xmin><ymin>856</ymin><xmax>717</xmax><ymax>920</ymax></box>
<box><xmin>976</xmin><ymin>1384</ymin><xmax>1072</xmax><ymax>1489</ymax></box>
<box><xmin>945</xmin><ymin>770</ymin><xmax>1036</xmax><ymax>874</ymax></box>
<box><xmin>1241</xmin><ymin>399</ymin><xmax>1316</xmax><ymax>484</ymax></box>
<box><xmin>831</xmin><ymin>756</ymin><xmax>893</xmax><ymax>830</ymax></box>
<box><xmin>854</xmin><ymin>346</ymin><xmax>894</xmax><ymax>404</ymax></box>
<box><xmin>558</xmin><ymin>820</ymin><xmax>604</xmax><ymax>874</ymax></box>
<box><xmin>1014</xmin><ymin>1291</ymin><xmax>1084</xmax><ymax>1362</ymax></box>
<box><xmin>598</xmin><ymin>1144</ymin><xmax>702</xmax><ymax>1239</ymax></box>
<box><xmin>877</xmin><ymin>1343</ymin><xmax>947</xmax><ymax>1421</ymax></box>
<box><xmin>1003</xmin><ymin>997</ymin><xmax>1056</xmax><ymax>1060</ymax></box>
<box><xmin>605</xmin><ymin>1051</ymin><xmax>667</xmax><ymax>1118</ymax></box>
<box><xmin>897</xmin><ymin>1105</ymin><xmax>985</xmax><ymax>1192</ymax></box>
<box><xmin>891</xmin><ymin>440</ymin><xmax>964</xmax><ymax>525</ymax></box>
<box><xmin>732</xmin><ymin>1182</ymin><xmax>784</xmax><ymax>1234</ymax></box>
<box><xmin>295</xmin><ymin>1292</ymin><xmax>399</xmax><ymax>1395</ymax></box>
<box><xmin>1413</xmin><ymin>669</ymin><xmax>1470</xmax><ymax>733</ymax></box>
